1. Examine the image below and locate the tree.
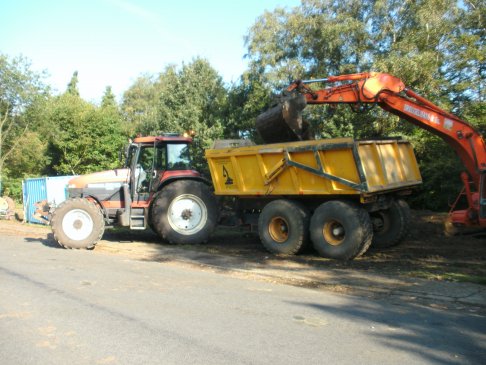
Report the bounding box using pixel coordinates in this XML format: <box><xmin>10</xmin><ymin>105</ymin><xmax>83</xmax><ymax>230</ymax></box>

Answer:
<box><xmin>46</xmin><ymin>93</ymin><xmax>126</xmax><ymax>175</ymax></box>
<box><xmin>101</xmin><ymin>86</ymin><xmax>117</xmax><ymax>109</ymax></box>
<box><xmin>0</xmin><ymin>54</ymin><xmax>49</xmax><ymax>195</ymax></box>
<box><xmin>122</xmin><ymin>74</ymin><xmax>160</xmax><ymax>136</ymax></box>
<box><xmin>123</xmin><ymin>58</ymin><xmax>227</xmax><ymax>173</ymax></box>
<box><xmin>223</xmin><ymin>73</ymin><xmax>273</xmax><ymax>141</ymax></box>
<box><xmin>66</xmin><ymin>70</ymin><xmax>80</xmax><ymax>96</ymax></box>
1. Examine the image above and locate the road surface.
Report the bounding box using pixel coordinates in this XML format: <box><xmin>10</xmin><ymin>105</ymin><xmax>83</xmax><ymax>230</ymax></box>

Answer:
<box><xmin>1</xmin><ymin>235</ymin><xmax>485</xmax><ymax>364</ymax></box>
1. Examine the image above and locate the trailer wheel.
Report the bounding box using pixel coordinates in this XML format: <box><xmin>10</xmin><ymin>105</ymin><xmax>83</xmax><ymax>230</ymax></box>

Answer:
<box><xmin>258</xmin><ymin>200</ymin><xmax>310</xmax><ymax>255</ymax></box>
<box><xmin>51</xmin><ymin>198</ymin><xmax>105</xmax><ymax>249</ymax></box>
<box><xmin>151</xmin><ymin>180</ymin><xmax>218</xmax><ymax>244</ymax></box>
<box><xmin>310</xmin><ymin>200</ymin><xmax>373</xmax><ymax>260</ymax></box>
<box><xmin>371</xmin><ymin>199</ymin><xmax>411</xmax><ymax>248</ymax></box>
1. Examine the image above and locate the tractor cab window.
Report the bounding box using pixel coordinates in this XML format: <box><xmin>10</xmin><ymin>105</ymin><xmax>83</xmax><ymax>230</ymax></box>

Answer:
<box><xmin>167</xmin><ymin>143</ymin><xmax>191</xmax><ymax>170</ymax></box>
<box><xmin>154</xmin><ymin>144</ymin><xmax>167</xmax><ymax>170</ymax></box>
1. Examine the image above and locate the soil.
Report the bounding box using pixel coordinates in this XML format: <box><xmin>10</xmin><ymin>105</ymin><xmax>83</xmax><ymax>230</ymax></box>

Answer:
<box><xmin>1</xmin><ymin>210</ymin><xmax>485</xmax><ymax>285</ymax></box>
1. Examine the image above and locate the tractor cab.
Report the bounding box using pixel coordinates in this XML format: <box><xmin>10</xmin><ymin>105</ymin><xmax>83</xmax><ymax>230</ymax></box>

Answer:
<box><xmin>125</xmin><ymin>135</ymin><xmax>196</xmax><ymax>204</ymax></box>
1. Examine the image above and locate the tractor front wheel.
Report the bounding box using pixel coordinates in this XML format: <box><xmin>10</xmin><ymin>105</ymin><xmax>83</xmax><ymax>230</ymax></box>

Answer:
<box><xmin>51</xmin><ymin>198</ymin><xmax>105</xmax><ymax>249</ymax></box>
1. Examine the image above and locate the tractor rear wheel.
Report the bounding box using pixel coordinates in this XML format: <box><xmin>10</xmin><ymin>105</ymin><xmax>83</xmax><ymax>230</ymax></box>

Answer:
<box><xmin>51</xmin><ymin>198</ymin><xmax>105</xmax><ymax>249</ymax></box>
<box><xmin>310</xmin><ymin>200</ymin><xmax>373</xmax><ymax>260</ymax></box>
<box><xmin>151</xmin><ymin>180</ymin><xmax>218</xmax><ymax>244</ymax></box>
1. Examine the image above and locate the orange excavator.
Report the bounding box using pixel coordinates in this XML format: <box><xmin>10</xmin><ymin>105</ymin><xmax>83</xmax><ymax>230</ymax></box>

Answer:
<box><xmin>256</xmin><ymin>72</ymin><xmax>486</xmax><ymax>232</ymax></box>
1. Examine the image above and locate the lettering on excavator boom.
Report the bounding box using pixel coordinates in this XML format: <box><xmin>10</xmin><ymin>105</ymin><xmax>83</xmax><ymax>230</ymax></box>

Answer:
<box><xmin>403</xmin><ymin>104</ymin><xmax>440</xmax><ymax>125</ymax></box>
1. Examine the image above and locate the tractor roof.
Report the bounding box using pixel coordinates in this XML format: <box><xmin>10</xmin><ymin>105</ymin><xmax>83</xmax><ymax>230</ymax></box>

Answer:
<box><xmin>133</xmin><ymin>135</ymin><xmax>192</xmax><ymax>144</ymax></box>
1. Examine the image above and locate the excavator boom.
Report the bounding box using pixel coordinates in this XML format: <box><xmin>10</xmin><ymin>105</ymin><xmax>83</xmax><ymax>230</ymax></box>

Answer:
<box><xmin>256</xmin><ymin>72</ymin><xmax>486</xmax><ymax>229</ymax></box>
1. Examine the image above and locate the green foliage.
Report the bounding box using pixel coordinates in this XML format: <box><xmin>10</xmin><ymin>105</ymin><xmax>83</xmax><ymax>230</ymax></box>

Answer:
<box><xmin>0</xmin><ymin>53</ymin><xmax>49</xmax><ymax>195</ymax></box>
<box><xmin>123</xmin><ymin>58</ymin><xmax>227</xmax><ymax>173</ymax></box>
<box><xmin>6</xmin><ymin>130</ymin><xmax>50</xmax><ymax>178</ymax></box>
<box><xmin>101</xmin><ymin>86</ymin><xmax>117</xmax><ymax>109</ymax></box>
<box><xmin>223</xmin><ymin>73</ymin><xmax>273</xmax><ymax>141</ymax></box>
<box><xmin>122</xmin><ymin>74</ymin><xmax>159</xmax><ymax>135</ymax></box>
<box><xmin>66</xmin><ymin>71</ymin><xmax>80</xmax><ymax>96</ymax></box>
<box><xmin>46</xmin><ymin>93</ymin><xmax>126</xmax><ymax>175</ymax></box>
<box><xmin>0</xmin><ymin>176</ymin><xmax>23</xmax><ymax>202</ymax></box>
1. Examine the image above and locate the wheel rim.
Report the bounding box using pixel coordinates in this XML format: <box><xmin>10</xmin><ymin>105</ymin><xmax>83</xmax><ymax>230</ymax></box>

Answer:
<box><xmin>268</xmin><ymin>216</ymin><xmax>289</xmax><ymax>243</ymax></box>
<box><xmin>371</xmin><ymin>211</ymin><xmax>390</xmax><ymax>234</ymax></box>
<box><xmin>168</xmin><ymin>194</ymin><xmax>207</xmax><ymax>235</ymax></box>
<box><xmin>322</xmin><ymin>220</ymin><xmax>345</xmax><ymax>246</ymax></box>
<box><xmin>62</xmin><ymin>209</ymin><xmax>94</xmax><ymax>241</ymax></box>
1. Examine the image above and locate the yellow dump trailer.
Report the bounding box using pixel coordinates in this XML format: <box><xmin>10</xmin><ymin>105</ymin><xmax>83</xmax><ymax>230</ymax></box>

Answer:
<box><xmin>206</xmin><ymin>137</ymin><xmax>421</xmax><ymax>198</ymax></box>
<box><xmin>205</xmin><ymin>138</ymin><xmax>422</xmax><ymax>261</ymax></box>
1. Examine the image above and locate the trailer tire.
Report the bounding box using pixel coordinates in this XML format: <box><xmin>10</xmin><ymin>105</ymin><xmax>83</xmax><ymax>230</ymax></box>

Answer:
<box><xmin>258</xmin><ymin>200</ymin><xmax>310</xmax><ymax>255</ymax></box>
<box><xmin>292</xmin><ymin>201</ymin><xmax>312</xmax><ymax>251</ymax></box>
<box><xmin>151</xmin><ymin>180</ymin><xmax>218</xmax><ymax>244</ymax></box>
<box><xmin>51</xmin><ymin>198</ymin><xmax>105</xmax><ymax>249</ymax></box>
<box><xmin>310</xmin><ymin>200</ymin><xmax>373</xmax><ymax>260</ymax></box>
<box><xmin>371</xmin><ymin>199</ymin><xmax>411</xmax><ymax>248</ymax></box>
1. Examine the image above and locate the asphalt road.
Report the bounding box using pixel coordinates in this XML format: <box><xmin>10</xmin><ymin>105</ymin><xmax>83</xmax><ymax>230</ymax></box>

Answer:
<box><xmin>1</xmin><ymin>235</ymin><xmax>485</xmax><ymax>365</ymax></box>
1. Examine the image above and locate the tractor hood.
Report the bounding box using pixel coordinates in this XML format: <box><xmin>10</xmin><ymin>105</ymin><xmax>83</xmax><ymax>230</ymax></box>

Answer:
<box><xmin>68</xmin><ymin>169</ymin><xmax>130</xmax><ymax>189</ymax></box>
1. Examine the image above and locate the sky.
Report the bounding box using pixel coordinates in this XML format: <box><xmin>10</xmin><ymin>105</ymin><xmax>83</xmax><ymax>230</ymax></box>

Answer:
<box><xmin>1</xmin><ymin>0</ymin><xmax>300</xmax><ymax>103</ymax></box>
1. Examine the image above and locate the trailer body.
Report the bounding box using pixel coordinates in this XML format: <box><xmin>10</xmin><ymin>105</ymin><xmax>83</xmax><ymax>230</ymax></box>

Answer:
<box><xmin>206</xmin><ymin>137</ymin><xmax>421</xmax><ymax>198</ymax></box>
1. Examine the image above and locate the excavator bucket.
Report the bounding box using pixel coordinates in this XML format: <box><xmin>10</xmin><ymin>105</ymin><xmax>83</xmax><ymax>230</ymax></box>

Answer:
<box><xmin>256</xmin><ymin>93</ymin><xmax>311</xmax><ymax>143</ymax></box>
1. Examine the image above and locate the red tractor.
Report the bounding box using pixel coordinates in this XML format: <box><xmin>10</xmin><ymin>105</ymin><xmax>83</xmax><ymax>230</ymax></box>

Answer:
<box><xmin>51</xmin><ymin>134</ymin><xmax>218</xmax><ymax>249</ymax></box>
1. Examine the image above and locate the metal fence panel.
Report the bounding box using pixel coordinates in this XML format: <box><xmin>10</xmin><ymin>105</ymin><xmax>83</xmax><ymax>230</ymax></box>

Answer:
<box><xmin>23</xmin><ymin>176</ymin><xmax>76</xmax><ymax>224</ymax></box>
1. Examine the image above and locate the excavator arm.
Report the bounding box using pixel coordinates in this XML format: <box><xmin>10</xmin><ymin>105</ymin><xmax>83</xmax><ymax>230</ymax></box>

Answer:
<box><xmin>256</xmin><ymin>72</ymin><xmax>486</xmax><ymax>228</ymax></box>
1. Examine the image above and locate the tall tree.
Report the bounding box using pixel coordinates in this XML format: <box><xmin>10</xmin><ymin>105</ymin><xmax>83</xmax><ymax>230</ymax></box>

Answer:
<box><xmin>101</xmin><ymin>86</ymin><xmax>117</xmax><ymax>109</ymax></box>
<box><xmin>122</xmin><ymin>74</ymin><xmax>160</xmax><ymax>136</ymax></box>
<box><xmin>66</xmin><ymin>70</ymin><xmax>80</xmax><ymax>96</ymax></box>
<box><xmin>0</xmin><ymin>54</ymin><xmax>48</xmax><ymax>195</ymax></box>
<box><xmin>123</xmin><ymin>58</ymin><xmax>227</xmax><ymax>172</ymax></box>
<box><xmin>46</xmin><ymin>93</ymin><xmax>126</xmax><ymax>175</ymax></box>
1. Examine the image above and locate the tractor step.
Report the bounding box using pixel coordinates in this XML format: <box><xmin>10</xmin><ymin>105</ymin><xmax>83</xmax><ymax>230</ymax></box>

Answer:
<box><xmin>130</xmin><ymin>208</ymin><xmax>146</xmax><ymax>230</ymax></box>
<box><xmin>130</xmin><ymin>215</ymin><xmax>146</xmax><ymax>229</ymax></box>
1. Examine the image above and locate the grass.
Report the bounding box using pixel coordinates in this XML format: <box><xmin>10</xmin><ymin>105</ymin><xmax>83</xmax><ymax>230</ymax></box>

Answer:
<box><xmin>409</xmin><ymin>270</ymin><xmax>486</xmax><ymax>285</ymax></box>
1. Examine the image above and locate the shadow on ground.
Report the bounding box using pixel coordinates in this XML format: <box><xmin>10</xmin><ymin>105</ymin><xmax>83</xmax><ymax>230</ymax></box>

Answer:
<box><xmin>290</xmin><ymin>298</ymin><xmax>486</xmax><ymax>364</ymax></box>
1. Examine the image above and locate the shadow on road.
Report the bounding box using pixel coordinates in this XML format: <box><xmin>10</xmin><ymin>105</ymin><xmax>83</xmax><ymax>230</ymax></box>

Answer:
<box><xmin>290</xmin><ymin>299</ymin><xmax>486</xmax><ymax>365</ymax></box>
<box><xmin>24</xmin><ymin>234</ymin><xmax>62</xmax><ymax>249</ymax></box>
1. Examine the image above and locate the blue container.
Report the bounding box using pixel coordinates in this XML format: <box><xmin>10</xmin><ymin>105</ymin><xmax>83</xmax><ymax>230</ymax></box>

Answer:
<box><xmin>22</xmin><ymin>176</ymin><xmax>76</xmax><ymax>224</ymax></box>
